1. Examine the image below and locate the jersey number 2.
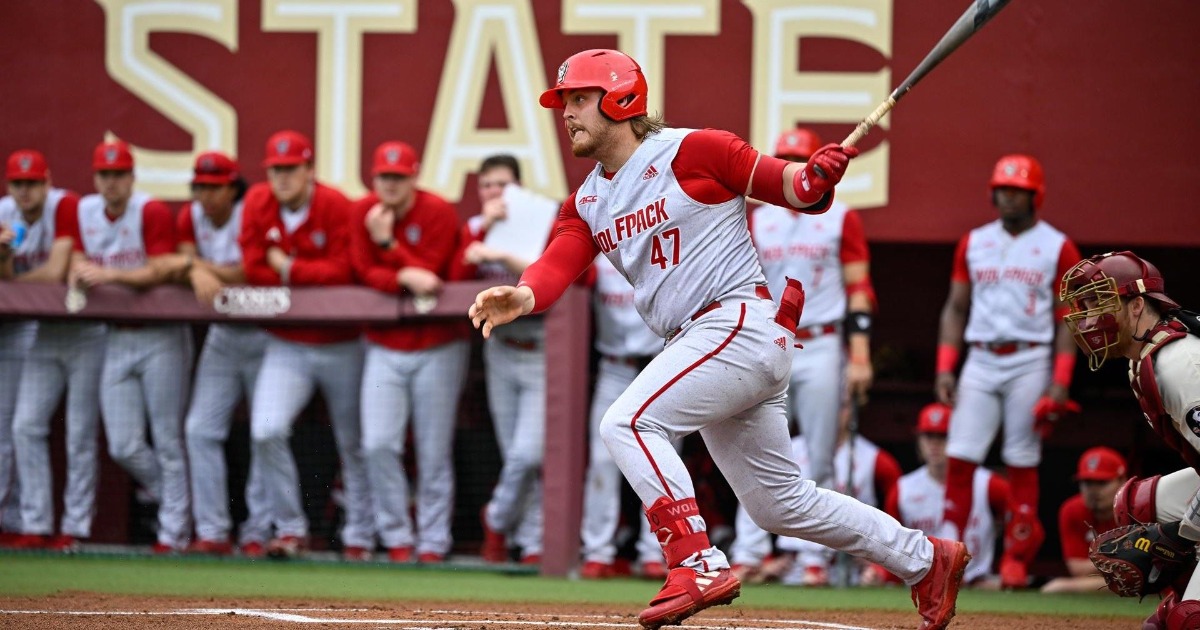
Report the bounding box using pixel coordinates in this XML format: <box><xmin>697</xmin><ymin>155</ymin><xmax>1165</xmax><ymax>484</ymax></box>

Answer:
<box><xmin>650</xmin><ymin>228</ymin><xmax>681</xmax><ymax>269</ymax></box>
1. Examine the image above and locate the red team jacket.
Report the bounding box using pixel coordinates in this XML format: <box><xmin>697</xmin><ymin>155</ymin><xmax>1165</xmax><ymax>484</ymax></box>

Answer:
<box><xmin>349</xmin><ymin>190</ymin><xmax>469</xmax><ymax>351</ymax></box>
<box><xmin>1057</xmin><ymin>494</ymin><xmax>1116</xmax><ymax>563</ymax></box>
<box><xmin>239</xmin><ymin>181</ymin><xmax>358</xmax><ymax>345</ymax></box>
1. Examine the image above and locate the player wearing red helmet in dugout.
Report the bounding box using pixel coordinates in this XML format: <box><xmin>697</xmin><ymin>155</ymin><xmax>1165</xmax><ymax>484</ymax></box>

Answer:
<box><xmin>1060</xmin><ymin>251</ymin><xmax>1200</xmax><ymax>629</ymax></box>
<box><xmin>933</xmin><ymin>155</ymin><xmax>1082</xmax><ymax>589</ymax></box>
<box><xmin>469</xmin><ymin>48</ymin><xmax>969</xmax><ymax>630</ymax></box>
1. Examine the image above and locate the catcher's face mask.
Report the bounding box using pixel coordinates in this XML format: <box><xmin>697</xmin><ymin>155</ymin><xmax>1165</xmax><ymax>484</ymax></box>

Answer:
<box><xmin>1061</xmin><ymin>259</ymin><xmax>1124</xmax><ymax>371</ymax></box>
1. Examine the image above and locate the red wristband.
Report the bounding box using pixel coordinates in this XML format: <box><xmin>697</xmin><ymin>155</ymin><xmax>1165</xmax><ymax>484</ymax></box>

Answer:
<box><xmin>936</xmin><ymin>344</ymin><xmax>960</xmax><ymax>374</ymax></box>
<box><xmin>1053</xmin><ymin>352</ymin><xmax>1076</xmax><ymax>387</ymax></box>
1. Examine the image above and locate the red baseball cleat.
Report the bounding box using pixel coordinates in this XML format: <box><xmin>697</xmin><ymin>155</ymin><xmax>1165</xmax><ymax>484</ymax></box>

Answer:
<box><xmin>520</xmin><ymin>554</ymin><xmax>542</xmax><ymax>566</ymax></box>
<box><xmin>637</xmin><ymin>567</ymin><xmax>740</xmax><ymax>630</ymax></box>
<box><xmin>911</xmin><ymin>537</ymin><xmax>971</xmax><ymax>630</ymax></box>
<box><xmin>4</xmin><ymin>534</ymin><xmax>47</xmax><ymax>549</ymax></box>
<box><xmin>417</xmin><ymin>552</ymin><xmax>444</xmax><ymax>564</ymax></box>
<box><xmin>479</xmin><ymin>506</ymin><xmax>507</xmax><ymax>563</ymax></box>
<box><xmin>188</xmin><ymin>539</ymin><xmax>233</xmax><ymax>556</ymax></box>
<box><xmin>581</xmin><ymin>561</ymin><xmax>612</xmax><ymax>579</ymax></box>
<box><xmin>640</xmin><ymin>561</ymin><xmax>668</xmax><ymax>581</ymax></box>
<box><xmin>342</xmin><ymin>546</ymin><xmax>371</xmax><ymax>562</ymax></box>
<box><xmin>266</xmin><ymin>535</ymin><xmax>308</xmax><ymax>559</ymax></box>
<box><xmin>151</xmin><ymin>542</ymin><xmax>179</xmax><ymax>555</ymax></box>
<box><xmin>388</xmin><ymin>546</ymin><xmax>414</xmax><ymax>563</ymax></box>
<box><xmin>998</xmin><ymin>555</ymin><xmax>1028</xmax><ymax>589</ymax></box>
<box><xmin>240</xmin><ymin>541</ymin><xmax>266</xmax><ymax>558</ymax></box>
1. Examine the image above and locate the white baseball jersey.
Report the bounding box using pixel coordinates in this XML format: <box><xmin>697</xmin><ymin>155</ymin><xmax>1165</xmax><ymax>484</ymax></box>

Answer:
<box><xmin>751</xmin><ymin>201</ymin><xmax>861</xmax><ymax>326</ymax></box>
<box><xmin>896</xmin><ymin>466</ymin><xmax>996</xmax><ymax>583</ymax></box>
<box><xmin>77</xmin><ymin>192</ymin><xmax>153</xmax><ymax>269</ymax></box>
<box><xmin>959</xmin><ymin>220</ymin><xmax>1070</xmax><ymax>344</ymax></box>
<box><xmin>576</xmin><ymin>128</ymin><xmax>766</xmax><ymax>337</ymax></box>
<box><xmin>593</xmin><ymin>254</ymin><xmax>661</xmax><ymax>357</ymax></box>
<box><xmin>0</xmin><ymin>188</ymin><xmax>66</xmax><ymax>274</ymax></box>
<box><xmin>185</xmin><ymin>200</ymin><xmax>244</xmax><ymax>265</ymax></box>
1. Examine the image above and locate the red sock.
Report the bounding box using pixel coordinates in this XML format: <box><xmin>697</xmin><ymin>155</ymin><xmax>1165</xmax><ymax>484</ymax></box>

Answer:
<box><xmin>1006</xmin><ymin>466</ymin><xmax>1039</xmax><ymax>514</ymax></box>
<box><xmin>942</xmin><ymin>457</ymin><xmax>977</xmax><ymax>540</ymax></box>
<box><xmin>645</xmin><ymin>497</ymin><xmax>711</xmax><ymax>567</ymax></box>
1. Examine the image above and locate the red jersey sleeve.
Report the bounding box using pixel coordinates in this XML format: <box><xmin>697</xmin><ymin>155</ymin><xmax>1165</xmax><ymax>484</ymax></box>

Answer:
<box><xmin>873</xmin><ymin>450</ymin><xmax>902</xmax><ymax>505</ymax></box>
<box><xmin>839</xmin><ymin>209</ymin><xmax>869</xmax><ymax>264</ymax></box>
<box><xmin>1058</xmin><ymin>496</ymin><xmax>1092</xmax><ymax>562</ymax></box>
<box><xmin>519</xmin><ymin>192</ymin><xmax>599</xmax><ymax>312</ymax></box>
<box><xmin>55</xmin><ymin>195</ymin><xmax>82</xmax><ymax>249</ymax></box>
<box><xmin>238</xmin><ymin>184</ymin><xmax>282</xmax><ymax>286</ymax></box>
<box><xmin>951</xmin><ymin>233</ymin><xmax>971</xmax><ymax>284</ymax></box>
<box><xmin>176</xmin><ymin>203</ymin><xmax>196</xmax><ymax>245</ymax></box>
<box><xmin>672</xmin><ymin>129</ymin><xmax>757</xmax><ymax>205</ymax></box>
<box><xmin>142</xmin><ymin>200</ymin><xmax>176</xmax><ymax>256</ymax></box>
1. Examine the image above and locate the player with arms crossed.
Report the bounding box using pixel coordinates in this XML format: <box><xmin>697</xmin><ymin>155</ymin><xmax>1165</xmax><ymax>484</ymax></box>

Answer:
<box><xmin>469</xmin><ymin>49</ymin><xmax>968</xmax><ymax>630</ymax></box>
<box><xmin>934</xmin><ymin>155</ymin><xmax>1081</xmax><ymax>587</ymax></box>
<box><xmin>1060</xmin><ymin>252</ymin><xmax>1200</xmax><ymax>629</ymax></box>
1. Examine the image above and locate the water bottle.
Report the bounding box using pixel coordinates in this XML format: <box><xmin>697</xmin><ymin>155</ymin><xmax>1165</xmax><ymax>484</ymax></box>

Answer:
<box><xmin>11</xmin><ymin>220</ymin><xmax>27</xmax><ymax>249</ymax></box>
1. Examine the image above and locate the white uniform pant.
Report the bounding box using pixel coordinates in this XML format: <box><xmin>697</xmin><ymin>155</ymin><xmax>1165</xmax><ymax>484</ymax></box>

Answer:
<box><xmin>13</xmin><ymin>322</ymin><xmax>105</xmax><ymax>537</ymax></box>
<box><xmin>482</xmin><ymin>338</ymin><xmax>545</xmax><ymax>555</ymax></box>
<box><xmin>361</xmin><ymin>339</ymin><xmax>469</xmax><ymax>555</ymax></box>
<box><xmin>100</xmin><ymin>325</ymin><xmax>192</xmax><ymax>547</ymax></box>
<box><xmin>598</xmin><ymin>292</ymin><xmax>933</xmax><ymax>583</ymax></box>
<box><xmin>250</xmin><ymin>337</ymin><xmax>371</xmax><ymax>548</ymax></box>
<box><xmin>1153</xmin><ymin>468</ymin><xmax>1200</xmax><ymax>601</ymax></box>
<box><xmin>185</xmin><ymin>324</ymin><xmax>272</xmax><ymax>544</ymax></box>
<box><xmin>730</xmin><ymin>332</ymin><xmax>844</xmax><ymax>565</ymax></box>
<box><xmin>947</xmin><ymin>345</ymin><xmax>1050</xmax><ymax>466</ymax></box>
<box><xmin>581</xmin><ymin>355</ymin><xmax>674</xmax><ymax>565</ymax></box>
<box><xmin>0</xmin><ymin>322</ymin><xmax>36</xmax><ymax>532</ymax></box>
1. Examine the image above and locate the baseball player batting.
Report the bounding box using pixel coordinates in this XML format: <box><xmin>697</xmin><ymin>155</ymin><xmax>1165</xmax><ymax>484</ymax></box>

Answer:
<box><xmin>1</xmin><ymin>149</ymin><xmax>86</xmax><ymax>548</ymax></box>
<box><xmin>469</xmin><ymin>49</ymin><xmax>969</xmax><ymax>630</ymax></box>
<box><xmin>935</xmin><ymin>155</ymin><xmax>1081</xmax><ymax>587</ymax></box>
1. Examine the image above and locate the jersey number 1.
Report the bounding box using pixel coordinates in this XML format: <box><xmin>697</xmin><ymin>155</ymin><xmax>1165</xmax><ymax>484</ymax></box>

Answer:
<box><xmin>650</xmin><ymin>228</ymin><xmax>681</xmax><ymax>269</ymax></box>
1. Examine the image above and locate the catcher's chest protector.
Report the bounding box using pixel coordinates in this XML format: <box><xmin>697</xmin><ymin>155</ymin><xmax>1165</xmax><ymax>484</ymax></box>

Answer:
<box><xmin>1130</xmin><ymin>320</ymin><xmax>1200</xmax><ymax>474</ymax></box>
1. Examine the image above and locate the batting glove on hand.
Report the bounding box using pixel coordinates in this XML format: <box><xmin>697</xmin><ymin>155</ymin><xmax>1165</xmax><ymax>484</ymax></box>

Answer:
<box><xmin>802</xmin><ymin>143</ymin><xmax>860</xmax><ymax>196</ymax></box>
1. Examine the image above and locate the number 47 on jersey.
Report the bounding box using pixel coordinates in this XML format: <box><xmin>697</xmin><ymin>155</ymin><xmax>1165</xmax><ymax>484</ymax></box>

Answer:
<box><xmin>650</xmin><ymin>228</ymin><xmax>681</xmax><ymax>269</ymax></box>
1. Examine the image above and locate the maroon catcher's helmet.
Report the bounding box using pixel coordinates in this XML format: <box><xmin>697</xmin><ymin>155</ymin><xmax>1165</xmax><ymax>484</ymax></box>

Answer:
<box><xmin>539</xmin><ymin>49</ymin><xmax>648</xmax><ymax>121</ymax></box>
<box><xmin>1060</xmin><ymin>251</ymin><xmax>1180</xmax><ymax>370</ymax></box>
<box><xmin>990</xmin><ymin>154</ymin><xmax>1045</xmax><ymax>209</ymax></box>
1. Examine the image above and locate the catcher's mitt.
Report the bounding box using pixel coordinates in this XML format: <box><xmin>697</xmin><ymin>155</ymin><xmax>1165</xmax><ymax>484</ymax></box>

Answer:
<box><xmin>1089</xmin><ymin>521</ymin><xmax>1197</xmax><ymax>598</ymax></box>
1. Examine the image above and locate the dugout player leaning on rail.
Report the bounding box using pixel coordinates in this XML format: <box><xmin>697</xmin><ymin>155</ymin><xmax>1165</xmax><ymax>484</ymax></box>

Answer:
<box><xmin>1039</xmin><ymin>446</ymin><xmax>1124</xmax><ymax>594</ymax></box>
<box><xmin>1059</xmin><ymin>251</ymin><xmax>1200</xmax><ymax>629</ymax></box>
<box><xmin>240</xmin><ymin>130</ymin><xmax>373</xmax><ymax>561</ymax></box>
<box><xmin>933</xmin><ymin>154</ymin><xmax>1082</xmax><ymax>588</ymax></box>
<box><xmin>468</xmin><ymin>48</ymin><xmax>969</xmax><ymax>630</ymax></box>
<box><xmin>350</xmin><ymin>141</ymin><xmax>469</xmax><ymax>564</ymax></box>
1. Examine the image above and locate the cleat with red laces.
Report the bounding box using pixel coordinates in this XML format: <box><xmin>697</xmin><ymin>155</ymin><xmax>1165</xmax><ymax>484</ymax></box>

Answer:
<box><xmin>911</xmin><ymin>537</ymin><xmax>971</xmax><ymax>630</ymax></box>
<box><xmin>479</xmin><ymin>506</ymin><xmax>508</xmax><ymax>563</ymax></box>
<box><xmin>240</xmin><ymin>541</ymin><xmax>266</xmax><ymax>558</ymax></box>
<box><xmin>581</xmin><ymin>561</ymin><xmax>612</xmax><ymax>579</ymax></box>
<box><xmin>637</xmin><ymin>567</ymin><xmax>740</xmax><ymax>630</ymax></box>
<box><xmin>388</xmin><ymin>546</ymin><xmax>414</xmax><ymax>563</ymax></box>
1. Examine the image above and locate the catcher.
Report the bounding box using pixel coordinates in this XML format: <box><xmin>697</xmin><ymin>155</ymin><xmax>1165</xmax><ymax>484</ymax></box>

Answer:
<box><xmin>1060</xmin><ymin>251</ymin><xmax>1200</xmax><ymax>629</ymax></box>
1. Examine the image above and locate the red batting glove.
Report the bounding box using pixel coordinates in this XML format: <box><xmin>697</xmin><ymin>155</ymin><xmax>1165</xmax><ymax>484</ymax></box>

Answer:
<box><xmin>797</xmin><ymin>143</ymin><xmax>860</xmax><ymax>202</ymax></box>
<box><xmin>1032</xmin><ymin>396</ymin><xmax>1082</xmax><ymax>438</ymax></box>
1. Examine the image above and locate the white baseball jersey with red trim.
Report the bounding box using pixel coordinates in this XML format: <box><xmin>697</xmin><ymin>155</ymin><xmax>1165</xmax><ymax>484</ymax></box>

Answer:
<box><xmin>960</xmin><ymin>220</ymin><xmax>1069</xmax><ymax>344</ymax></box>
<box><xmin>751</xmin><ymin>201</ymin><xmax>858</xmax><ymax>326</ymax></box>
<box><xmin>574</xmin><ymin>128</ymin><xmax>766</xmax><ymax>337</ymax></box>
<box><xmin>593</xmin><ymin>254</ymin><xmax>661</xmax><ymax>357</ymax></box>
<box><xmin>77</xmin><ymin>192</ymin><xmax>153</xmax><ymax>269</ymax></box>
<box><xmin>0</xmin><ymin>188</ymin><xmax>66</xmax><ymax>274</ymax></box>
<box><xmin>897</xmin><ymin>466</ymin><xmax>996</xmax><ymax>583</ymax></box>
<box><xmin>181</xmin><ymin>200</ymin><xmax>244</xmax><ymax>266</ymax></box>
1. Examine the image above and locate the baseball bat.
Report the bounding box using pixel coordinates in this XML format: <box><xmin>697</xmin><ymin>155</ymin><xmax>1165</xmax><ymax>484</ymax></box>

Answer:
<box><xmin>842</xmin><ymin>0</ymin><xmax>1014</xmax><ymax>148</ymax></box>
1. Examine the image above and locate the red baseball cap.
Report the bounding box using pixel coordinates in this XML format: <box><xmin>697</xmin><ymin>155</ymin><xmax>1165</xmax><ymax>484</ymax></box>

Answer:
<box><xmin>916</xmin><ymin>402</ymin><xmax>953</xmax><ymax>434</ymax></box>
<box><xmin>775</xmin><ymin>128</ymin><xmax>822</xmax><ymax>160</ymax></box>
<box><xmin>372</xmin><ymin>141</ymin><xmax>419</xmax><ymax>177</ymax></box>
<box><xmin>263</xmin><ymin>130</ymin><xmax>314</xmax><ymax>167</ymax></box>
<box><xmin>6</xmin><ymin>149</ymin><xmax>48</xmax><ymax>181</ymax></box>
<box><xmin>1075</xmin><ymin>447</ymin><xmax>1127</xmax><ymax>481</ymax></box>
<box><xmin>93</xmin><ymin>140</ymin><xmax>134</xmax><ymax>172</ymax></box>
<box><xmin>192</xmin><ymin>151</ymin><xmax>240</xmax><ymax>185</ymax></box>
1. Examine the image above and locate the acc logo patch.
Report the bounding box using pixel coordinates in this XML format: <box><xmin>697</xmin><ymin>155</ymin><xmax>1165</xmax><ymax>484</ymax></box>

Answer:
<box><xmin>1186</xmin><ymin>406</ymin><xmax>1200</xmax><ymax>438</ymax></box>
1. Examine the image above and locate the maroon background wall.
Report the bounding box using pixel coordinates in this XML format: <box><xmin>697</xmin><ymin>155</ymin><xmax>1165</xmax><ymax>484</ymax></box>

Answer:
<box><xmin>1</xmin><ymin>0</ymin><xmax>1197</xmax><ymax>245</ymax></box>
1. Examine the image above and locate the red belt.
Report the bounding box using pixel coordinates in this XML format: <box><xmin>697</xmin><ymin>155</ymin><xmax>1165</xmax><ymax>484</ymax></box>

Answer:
<box><xmin>499</xmin><ymin>337</ymin><xmax>539</xmax><ymax>351</ymax></box>
<box><xmin>666</xmin><ymin>285</ymin><xmax>772</xmax><ymax>342</ymax></box>
<box><xmin>971</xmin><ymin>341</ymin><xmax>1043</xmax><ymax>355</ymax></box>
<box><xmin>795</xmin><ymin>323</ymin><xmax>838</xmax><ymax>340</ymax></box>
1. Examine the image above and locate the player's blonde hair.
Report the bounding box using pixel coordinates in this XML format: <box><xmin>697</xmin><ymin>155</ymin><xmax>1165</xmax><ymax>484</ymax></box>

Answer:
<box><xmin>630</xmin><ymin>112</ymin><xmax>665</xmax><ymax>140</ymax></box>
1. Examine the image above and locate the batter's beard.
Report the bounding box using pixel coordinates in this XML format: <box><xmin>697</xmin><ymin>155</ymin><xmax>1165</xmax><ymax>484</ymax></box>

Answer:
<box><xmin>570</xmin><ymin>123</ymin><xmax>611</xmax><ymax>159</ymax></box>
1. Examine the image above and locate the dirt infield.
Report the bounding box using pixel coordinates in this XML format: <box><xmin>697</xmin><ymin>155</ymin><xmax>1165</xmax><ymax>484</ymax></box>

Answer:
<box><xmin>0</xmin><ymin>593</ymin><xmax>1139</xmax><ymax>629</ymax></box>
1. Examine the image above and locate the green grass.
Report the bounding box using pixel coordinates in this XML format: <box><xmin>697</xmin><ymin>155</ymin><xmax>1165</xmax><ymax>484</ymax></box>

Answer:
<box><xmin>0</xmin><ymin>554</ymin><xmax>1156</xmax><ymax>619</ymax></box>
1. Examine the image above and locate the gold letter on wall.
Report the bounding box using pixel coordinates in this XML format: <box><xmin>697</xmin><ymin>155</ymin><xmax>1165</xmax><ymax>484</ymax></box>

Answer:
<box><xmin>96</xmin><ymin>0</ymin><xmax>238</xmax><ymax>200</ymax></box>
<box><xmin>744</xmin><ymin>0</ymin><xmax>892</xmax><ymax>209</ymax></box>
<box><xmin>263</xmin><ymin>0</ymin><xmax>416</xmax><ymax>198</ymax></box>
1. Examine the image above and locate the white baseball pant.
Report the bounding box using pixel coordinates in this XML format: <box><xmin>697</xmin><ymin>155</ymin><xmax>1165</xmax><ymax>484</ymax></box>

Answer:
<box><xmin>947</xmin><ymin>345</ymin><xmax>1051</xmax><ymax>466</ymax></box>
<box><xmin>0</xmin><ymin>321</ymin><xmax>36</xmax><ymax>532</ymax></box>
<box><xmin>361</xmin><ymin>339</ymin><xmax>469</xmax><ymax>555</ymax></box>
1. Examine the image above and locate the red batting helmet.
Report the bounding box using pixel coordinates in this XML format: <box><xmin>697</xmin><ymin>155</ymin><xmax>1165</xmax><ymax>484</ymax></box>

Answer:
<box><xmin>989</xmin><ymin>154</ymin><xmax>1045</xmax><ymax>208</ymax></box>
<box><xmin>774</xmin><ymin>128</ymin><xmax>822</xmax><ymax>160</ymax></box>
<box><xmin>1060</xmin><ymin>251</ymin><xmax>1180</xmax><ymax>370</ymax></box>
<box><xmin>539</xmin><ymin>49</ymin><xmax>648</xmax><ymax>121</ymax></box>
